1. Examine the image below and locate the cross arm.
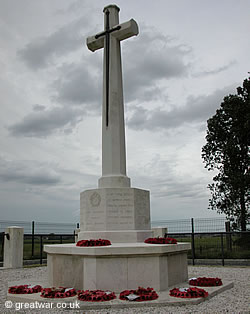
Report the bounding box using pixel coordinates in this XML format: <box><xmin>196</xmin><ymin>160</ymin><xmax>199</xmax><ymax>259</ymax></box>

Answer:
<box><xmin>86</xmin><ymin>19</ymin><xmax>139</xmax><ymax>52</ymax></box>
<box><xmin>112</xmin><ymin>19</ymin><xmax>139</xmax><ymax>41</ymax></box>
<box><xmin>86</xmin><ymin>33</ymin><xmax>104</xmax><ymax>52</ymax></box>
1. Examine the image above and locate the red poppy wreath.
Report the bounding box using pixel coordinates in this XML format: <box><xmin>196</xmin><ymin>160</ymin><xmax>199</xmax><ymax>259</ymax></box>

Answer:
<box><xmin>76</xmin><ymin>239</ymin><xmax>111</xmax><ymax>247</ymax></box>
<box><xmin>120</xmin><ymin>287</ymin><xmax>158</xmax><ymax>302</ymax></box>
<box><xmin>77</xmin><ymin>290</ymin><xmax>116</xmax><ymax>302</ymax></box>
<box><xmin>144</xmin><ymin>237</ymin><xmax>177</xmax><ymax>244</ymax></box>
<box><xmin>8</xmin><ymin>285</ymin><xmax>42</xmax><ymax>294</ymax></box>
<box><xmin>41</xmin><ymin>287</ymin><xmax>76</xmax><ymax>298</ymax></box>
<box><xmin>170</xmin><ymin>287</ymin><xmax>208</xmax><ymax>298</ymax></box>
<box><xmin>189</xmin><ymin>277</ymin><xmax>222</xmax><ymax>287</ymax></box>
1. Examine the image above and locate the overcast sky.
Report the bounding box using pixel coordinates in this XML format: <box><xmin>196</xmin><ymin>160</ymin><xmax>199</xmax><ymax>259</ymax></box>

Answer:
<box><xmin>0</xmin><ymin>0</ymin><xmax>249</xmax><ymax>223</ymax></box>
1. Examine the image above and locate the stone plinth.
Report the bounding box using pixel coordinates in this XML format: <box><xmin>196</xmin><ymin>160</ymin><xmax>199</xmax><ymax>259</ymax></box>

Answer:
<box><xmin>44</xmin><ymin>242</ymin><xmax>190</xmax><ymax>292</ymax></box>
<box><xmin>79</xmin><ymin>187</ymin><xmax>153</xmax><ymax>242</ymax></box>
<box><xmin>4</xmin><ymin>226</ymin><xmax>23</xmax><ymax>268</ymax></box>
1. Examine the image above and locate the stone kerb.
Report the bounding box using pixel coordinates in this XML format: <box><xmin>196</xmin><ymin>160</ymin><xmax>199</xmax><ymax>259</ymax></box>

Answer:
<box><xmin>3</xmin><ymin>226</ymin><xmax>24</xmax><ymax>268</ymax></box>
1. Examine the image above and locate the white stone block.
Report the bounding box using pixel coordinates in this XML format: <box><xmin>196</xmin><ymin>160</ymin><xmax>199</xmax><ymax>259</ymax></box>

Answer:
<box><xmin>127</xmin><ymin>255</ymin><xmax>160</xmax><ymax>290</ymax></box>
<box><xmin>98</xmin><ymin>175</ymin><xmax>131</xmax><ymax>188</ymax></box>
<box><xmin>152</xmin><ymin>227</ymin><xmax>168</xmax><ymax>238</ymax></box>
<box><xmin>74</xmin><ymin>228</ymin><xmax>80</xmax><ymax>243</ymax></box>
<box><xmin>79</xmin><ymin>187</ymin><xmax>152</xmax><ymax>242</ymax></box>
<box><xmin>3</xmin><ymin>226</ymin><xmax>23</xmax><ymax>268</ymax></box>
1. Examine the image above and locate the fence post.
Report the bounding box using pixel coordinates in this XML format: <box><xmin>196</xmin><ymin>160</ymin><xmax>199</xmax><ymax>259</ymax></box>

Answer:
<box><xmin>225</xmin><ymin>221</ymin><xmax>232</xmax><ymax>251</ymax></box>
<box><xmin>191</xmin><ymin>218</ymin><xmax>196</xmax><ymax>265</ymax></box>
<box><xmin>1</xmin><ymin>232</ymin><xmax>4</xmax><ymax>261</ymax></box>
<box><xmin>220</xmin><ymin>233</ymin><xmax>225</xmax><ymax>266</ymax></box>
<box><xmin>40</xmin><ymin>235</ymin><xmax>43</xmax><ymax>265</ymax></box>
<box><xmin>31</xmin><ymin>221</ymin><xmax>35</xmax><ymax>257</ymax></box>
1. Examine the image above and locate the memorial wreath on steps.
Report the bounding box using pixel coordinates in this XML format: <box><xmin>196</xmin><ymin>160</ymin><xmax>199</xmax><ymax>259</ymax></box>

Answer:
<box><xmin>144</xmin><ymin>237</ymin><xmax>177</xmax><ymax>244</ymax></box>
<box><xmin>169</xmin><ymin>287</ymin><xmax>208</xmax><ymax>298</ymax></box>
<box><xmin>76</xmin><ymin>239</ymin><xmax>111</xmax><ymax>246</ymax></box>
<box><xmin>189</xmin><ymin>277</ymin><xmax>223</xmax><ymax>286</ymax></box>
<box><xmin>77</xmin><ymin>289</ymin><xmax>116</xmax><ymax>302</ymax></box>
<box><xmin>8</xmin><ymin>285</ymin><xmax>42</xmax><ymax>294</ymax></box>
<box><xmin>119</xmin><ymin>286</ymin><xmax>158</xmax><ymax>301</ymax></box>
<box><xmin>41</xmin><ymin>287</ymin><xmax>77</xmax><ymax>298</ymax></box>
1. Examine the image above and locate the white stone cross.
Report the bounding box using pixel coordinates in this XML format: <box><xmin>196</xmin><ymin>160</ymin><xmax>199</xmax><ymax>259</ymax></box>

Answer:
<box><xmin>86</xmin><ymin>4</ymin><xmax>138</xmax><ymax>188</ymax></box>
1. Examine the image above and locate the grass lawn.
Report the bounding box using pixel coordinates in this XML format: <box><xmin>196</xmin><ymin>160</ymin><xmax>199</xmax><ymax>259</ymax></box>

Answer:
<box><xmin>175</xmin><ymin>234</ymin><xmax>250</xmax><ymax>259</ymax></box>
<box><xmin>22</xmin><ymin>235</ymin><xmax>75</xmax><ymax>260</ymax></box>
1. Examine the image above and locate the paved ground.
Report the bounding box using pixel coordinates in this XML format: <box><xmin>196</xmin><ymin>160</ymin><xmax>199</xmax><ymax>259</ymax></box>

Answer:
<box><xmin>0</xmin><ymin>265</ymin><xmax>249</xmax><ymax>313</ymax></box>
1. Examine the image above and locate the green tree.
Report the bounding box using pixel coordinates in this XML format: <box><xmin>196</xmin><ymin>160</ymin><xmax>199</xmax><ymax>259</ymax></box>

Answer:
<box><xmin>202</xmin><ymin>77</ymin><xmax>250</xmax><ymax>231</ymax></box>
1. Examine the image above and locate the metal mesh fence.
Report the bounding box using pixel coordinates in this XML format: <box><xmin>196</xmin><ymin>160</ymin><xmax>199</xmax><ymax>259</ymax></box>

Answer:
<box><xmin>35</xmin><ymin>222</ymin><xmax>76</xmax><ymax>234</ymax></box>
<box><xmin>23</xmin><ymin>234</ymin><xmax>75</xmax><ymax>261</ymax></box>
<box><xmin>151</xmin><ymin>219</ymin><xmax>192</xmax><ymax>233</ymax></box>
<box><xmin>0</xmin><ymin>220</ymin><xmax>77</xmax><ymax>234</ymax></box>
<box><xmin>194</xmin><ymin>217</ymin><xmax>227</xmax><ymax>232</ymax></box>
<box><xmin>168</xmin><ymin>232</ymin><xmax>250</xmax><ymax>261</ymax></box>
<box><xmin>151</xmin><ymin>217</ymin><xmax>228</xmax><ymax>233</ymax></box>
<box><xmin>1</xmin><ymin>217</ymin><xmax>228</xmax><ymax>234</ymax></box>
<box><xmin>1</xmin><ymin>231</ymin><xmax>249</xmax><ymax>265</ymax></box>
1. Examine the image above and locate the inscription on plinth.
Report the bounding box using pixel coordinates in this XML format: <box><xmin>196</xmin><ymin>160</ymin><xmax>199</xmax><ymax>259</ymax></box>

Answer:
<box><xmin>106</xmin><ymin>190</ymin><xmax>134</xmax><ymax>230</ymax></box>
<box><xmin>134</xmin><ymin>189</ymin><xmax>150</xmax><ymax>229</ymax></box>
<box><xmin>81</xmin><ymin>191</ymin><xmax>105</xmax><ymax>231</ymax></box>
<box><xmin>80</xmin><ymin>188</ymin><xmax>151</xmax><ymax>232</ymax></box>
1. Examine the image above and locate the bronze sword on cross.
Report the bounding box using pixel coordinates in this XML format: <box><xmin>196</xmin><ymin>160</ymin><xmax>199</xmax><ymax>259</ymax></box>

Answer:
<box><xmin>95</xmin><ymin>10</ymin><xmax>121</xmax><ymax>127</ymax></box>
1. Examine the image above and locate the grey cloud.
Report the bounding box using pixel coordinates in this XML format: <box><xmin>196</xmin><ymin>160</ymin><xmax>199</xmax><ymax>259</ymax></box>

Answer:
<box><xmin>50</xmin><ymin>25</ymin><xmax>190</xmax><ymax>109</ymax></box>
<box><xmin>54</xmin><ymin>62</ymin><xmax>101</xmax><ymax>109</ymax></box>
<box><xmin>126</xmin><ymin>106</ymin><xmax>148</xmax><ymax>130</ymax></box>
<box><xmin>0</xmin><ymin>158</ymin><xmax>61</xmax><ymax>186</ymax></box>
<box><xmin>131</xmin><ymin>157</ymin><xmax>208</xmax><ymax>200</ymax></box>
<box><xmin>123</xmin><ymin>29</ymin><xmax>191</xmax><ymax>102</ymax></box>
<box><xmin>54</xmin><ymin>28</ymin><xmax>191</xmax><ymax>107</ymax></box>
<box><xmin>194</xmin><ymin>60</ymin><xmax>236</xmax><ymax>77</ymax></box>
<box><xmin>56</xmin><ymin>0</ymin><xmax>90</xmax><ymax>15</ymax></box>
<box><xmin>33</xmin><ymin>104</ymin><xmax>46</xmax><ymax>112</ymax></box>
<box><xmin>127</xmin><ymin>85</ymin><xmax>236</xmax><ymax>131</ymax></box>
<box><xmin>18</xmin><ymin>16</ymin><xmax>89</xmax><ymax>70</ymax></box>
<box><xmin>7</xmin><ymin>105</ymin><xmax>85</xmax><ymax>138</ymax></box>
<box><xmin>151</xmin><ymin>179</ymin><xmax>208</xmax><ymax>199</ymax></box>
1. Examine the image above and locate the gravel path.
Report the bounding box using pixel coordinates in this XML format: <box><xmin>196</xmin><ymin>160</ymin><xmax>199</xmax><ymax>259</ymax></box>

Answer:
<box><xmin>0</xmin><ymin>265</ymin><xmax>249</xmax><ymax>313</ymax></box>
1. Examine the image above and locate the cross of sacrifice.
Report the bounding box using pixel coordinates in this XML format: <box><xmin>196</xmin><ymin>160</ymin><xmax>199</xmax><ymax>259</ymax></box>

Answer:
<box><xmin>86</xmin><ymin>5</ymin><xmax>138</xmax><ymax>188</ymax></box>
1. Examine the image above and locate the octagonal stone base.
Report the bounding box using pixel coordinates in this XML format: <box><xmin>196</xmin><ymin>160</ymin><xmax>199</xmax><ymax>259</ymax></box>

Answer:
<box><xmin>44</xmin><ymin>242</ymin><xmax>191</xmax><ymax>292</ymax></box>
